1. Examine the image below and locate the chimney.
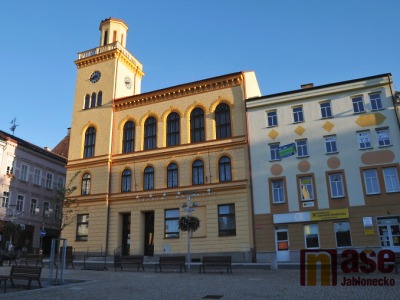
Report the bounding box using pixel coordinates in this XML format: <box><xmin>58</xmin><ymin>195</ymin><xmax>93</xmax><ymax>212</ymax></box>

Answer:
<box><xmin>301</xmin><ymin>83</ymin><xmax>314</xmax><ymax>89</ymax></box>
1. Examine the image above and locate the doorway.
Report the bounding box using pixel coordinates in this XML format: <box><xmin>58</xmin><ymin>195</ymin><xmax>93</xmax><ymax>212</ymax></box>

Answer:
<box><xmin>275</xmin><ymin>227</ymin><xmax>290</xmax><ymax>262</ymax></box>
<box><xmin>121</xmin><ymin>214</ymin><xmax>131</xmax><ymax>256</ymax></box>
<box><xmin>144</xmin><ymin>212</ymin><xmax>154</xmax><ymax>256</ymax></box>
<box><xmin>377</xmin><ymin>217</ymin><xmax>400</xmax><ymax>252</ymax></box>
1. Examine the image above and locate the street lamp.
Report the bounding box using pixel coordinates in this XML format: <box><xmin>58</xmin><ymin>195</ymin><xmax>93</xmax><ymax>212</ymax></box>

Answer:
<box><xmin>181</xmin><ymin>193</ymin><xmax>199</xmax><ymax>271</ymax></box>
<box><xmin>35</xmin><ymin>206</ymin><xmax>53</xmax><ymax>253</ymax></box>
<box><xmin>6</xmin><ymin>205</ymin><xmax>20</xmax><ymax>250</ymax></box>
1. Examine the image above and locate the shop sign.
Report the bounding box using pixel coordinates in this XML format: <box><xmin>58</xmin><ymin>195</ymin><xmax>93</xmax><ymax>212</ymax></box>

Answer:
<box><xmin>310</xmin><ymin>208</ymin><xmax>349</xmax><ymax>221</ymax></box>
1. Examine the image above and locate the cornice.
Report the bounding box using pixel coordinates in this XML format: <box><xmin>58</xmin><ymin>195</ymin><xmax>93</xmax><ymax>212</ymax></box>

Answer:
<box><xmin>75</xmin><ymin>50</ymin><xmax>118</xmax><ymax>68</ymax></box>
<box><xmin>114</xmin><ymin>73</ymin><xmax>243</xmax><ymax>111</ymax></box>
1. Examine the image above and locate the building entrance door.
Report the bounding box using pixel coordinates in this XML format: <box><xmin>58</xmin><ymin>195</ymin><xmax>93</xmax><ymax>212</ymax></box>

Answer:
<box><xmin>275</xmin><ymin>227</ymin><xmax>290</xmax><ymax>262</ymax></box>
<box><xmin>378</xmin><ymin>217</ymin><xmax>400</xmax><ymax>253</ymax></box>
<box><xmin>144</xmin><ymin>212</ymin><xmax>154</xmax><ymax>256</ymax></box>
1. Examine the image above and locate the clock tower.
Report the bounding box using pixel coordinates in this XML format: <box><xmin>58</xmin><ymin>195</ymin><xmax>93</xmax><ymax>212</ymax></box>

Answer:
<box><xmin>68</xmin><ymin>18</ymin><xmax>144</xmax><ymax>161</ymax></box>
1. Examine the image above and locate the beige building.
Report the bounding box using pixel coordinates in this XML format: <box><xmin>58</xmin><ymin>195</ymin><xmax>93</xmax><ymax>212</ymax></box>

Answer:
<box><xmin>246</xmin><ymin>74</ymin><xmax>400</xmax><ymax>263</ymax></box>
<box><xmin>62</xmin><ymin>18</ymin><xmax>261</xmax><ymax>262</ymax></box>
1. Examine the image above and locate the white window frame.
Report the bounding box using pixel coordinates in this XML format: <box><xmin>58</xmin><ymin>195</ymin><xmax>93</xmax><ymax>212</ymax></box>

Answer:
<box><xmin>352</xmin><ymin>96</ymin><xmax>365</xmax><ymax>114</ymax></box>
<box><xmin>300</xmin><ymin>176</ymin><xmax>314</xmax><ymax>201</ymax></box>
<box><xmin>324</xmin><ymin>135</ymin><xmax>338</xmax><ymax>154</ymax></box>
<box><xmin>329</xmin><ymin>173</ymin><xmax>345</xmax><ymax>198</ymax></box>
<box><xmin>33</xmin><ymin>169</ymin><xmax>41</xmax><ymax>186</ymax></box>
<box><xmin>292</xmin><ymin>106</ymin><xmax>304</xmax><ymax>123</ymax></box>
<box><xmin>334</xmin><ymin>222</ymin><xmax>352</xmax><ymax>248</ymax></box>
<box><xmin>271</xmin><ymin>179</ymin><xmax>285</xmax><ymax>204</ymax></box>
<box><xmin>383</xmin><ymin>167</ymin><xmax>400</xmax><ymax>193</ymax></box>
<box><xmin>20</xmin><ymin>164</ymin><xmax>28</xmax><ymax>181</ymax></box>
<box><xmin>269</xmin><ymin>143</ymin><xmax>281</xmax><ymax>161</ymax></box>
<box><xmin>16</xmin><ymin>194</ymin><xmax>24</xmax><ymax>211</ymax></box>
<box><xmin>370</xmin><ymin>93</ymin><xmax>383</xmax><ymax>110</ymax></box>
<box><xmin>46</xmin><ymin>173</ymin><xmax>53</xmax><ymax>190</ymax></box>
<box><xmin>266</xmin><ymin>110</ymin><xmax>278</xmax><ymax>127</ymax></box>
<box><xmin>363</xmin><ymin>169</ymin><xmax>380</xmax><ymax>195</ymax></box>
<box><xmin>376</xmin><ymin>128</ymin><xmax>391</xmax><ymax>147</ymax></box>
<box><xmin>320</xmin><ymin>101</ymin><xmax>332</xmax><ymax>118</ymax></box>
<box><xmin>2</xmin><ymin>191</ymin><xmax>10</xmax><ymax>208</ymax></box>
<box><xmin>30</xmin><ymin>198</ymin><xmax>38</xmax><ymax>214</ymax></box>
<box><xmin>357</xmin><ymin>131</ymin><xmax>372</xmax><ymax>149</ymax></box>
<box><xmin>296</xmin><ymin>139</ymin><xmax>309</xmax><ymax>157</ymax></box>
<box><xmin>304</xmin><ymin>224</ymin><xmax>320</xmax><ymax>249</ymax></box>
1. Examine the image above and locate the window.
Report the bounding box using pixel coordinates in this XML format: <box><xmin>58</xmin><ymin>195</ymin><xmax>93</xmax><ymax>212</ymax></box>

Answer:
<box><xmin>324</xmin><ymin>135</ymin><xmax>338</xmax><ymax>154</ymax></box>
<box><xmin>81</xmin><ymin>173</ymin><xmax>91</xmax><ymax>195</ymax></box>
<box><xmin>121</xmin><ymin>169</ymin><xmax>132</xmax><ymax>192</ymax></box>
<box><xmin>266</xmin><ymin>110</ymin><xmax>278</xmax><ymax>127</ymax></box>
<box><xmin>43</xmin><ymin>201</ymin><xmax>50</xmax><ymax>218</ymax></box>
<box><xmin>76</xmin><ymin>214</ymin><xmax>89</xmax><ymax>241</ymax></box>
<box><xmin>376</xmin><ymin>128</ymin><xmax>391</xmax><ymax>147</ymax></box>
<box><xmin>293</xmin><ymin>106</ymin><xmax>304</xmax><ymax>123</ymax></box>
<box><xmin>219</xmin><ymin>156</ymin><xmax>232</xmax><ymax>182</ymax></box>
<box><xmin>97</xmin><ymin>91</ymin><xmax>102</xmax><ymax>106</ymax></box>
<box><xmin>329</xmin><ymin>173</ymin><xmax>345</xmax><ymax>198</ymax></box>
<box><xmin>164</xmin><ymin>209</ymin><xmax>179</xmax><ymax>238</ymax></box>
<box><xmin>352</xmin><ymin>96</ymin><xmax>365</xmax><ymax>113</ymax></box>
<box><xmin>6</xmin><ymin>158</ymin><xmax>14</xmax><ymax>175</ymax></box>
<box><xmin>271</xmin><ymin>179</ymin><xmax>285</xmax><ymax>204</ymax></box>
<box><xmin>370</xmin><ymin>93</ymin><xmax>383</xmax><ymax>110</ymax></box>
<box><xmin>84</xmin><ymin>94</ymin><xmax>90</xmax><ymax>109</ymax></box>
<box><xmin>218</xmin><ymin>204</ymin><xmax>236</xmax><ymax>236</ymax></box>
<box><xmin>320</xmin><ymin>101</ymin><xmax>332</xmax><ymax>118</ymax></box>
<box><xmin>269</xmin><ymin>143</ymin><xmax>281</xmax><ymax>161</ymax></box>
<box><xmin>55</xmin><ymin>204</ymin><xmax>61</xmax><ymax>220</ymax></box>
<box><xmin>304</xmin><ymin>224</ymin><xmax>319</xmax><ymax>248</ymax></box>
<box><xmin>296</xmin><ymin>139</ymin><xmax>308</xmax><ymax>157</ymax></box>
<box><xmin>57</xmin><ymin>177</ymin><xmax>65</xmax><ymax>191</ymax></box>
<box><xmin>383</xmin><ymin>167</ymin><xmax>400</xmax><ymax>193</ymax></box>
<box><xmin>2</xmin><ymin>191</ymin><xmax>9</xmax><ymax>208</ymax></box>
<box><xmin>215</xmin><ymin>103</ymin><xmax>231</xmax><ymax>139</ymax></box>
<box><xmin>143</xmin><ymin>166</ymin><xmax>154</xmax><ymax>190</ymax></box>
<box><xmin>83</xmin><ymin>127</ymin><xmax>96</xmax><ymax>158</ymax></box>
<box><xmin>167</xmin><ymin>163</ymin><xmax>178</xmax><ymax>188</ymax></box>
<box><xmin>90</xmin><ymin>92</ymin><xmax>96</xmax><ymax>108</ymax></box>
<box><xmin>334</xmin><ymin>222</ymin><xmax>352</xmax><ymax>247</ymax></box>
<box><xmin>33</xmin><ymin>169</ymin><xmax>41</xmax><ymax>185</ymax></box>
<box><xmin>144</xmin><ymin>117</ymin><xmax>157</xmax><ymax>150</ymax></box>
<box><xmin>192</xmin><ymin>160</ymin><xmax>204</xmax><ymax>185</ymax></box>
<box><xmin>300</xmin><ymin>176</ymin><xmax>314</xmax><ymax>201</ymax></box>
<box><xmin>16</xmin><ymin>195</ymin><xmax>24</xmax><ymax>211</ymax></box>
<box><xmin>20</xmin><ymin>164</ymin><xmax>28</xmax><ymax>181</ymax></box>
<box><xmin>46</xmin><ymin>173</ymin><xmax>53</xmax><ymax>190</ymax></box>
<box><xmin>363</xmin><ymin>169</ymin><xmax>380</xmax><ymax>194</ymax></box>
<box><xmin>30</xmin><ymin>198</ymin><xmax>38</xmax><ymax>214</ymax></box>
<box><xmin>122</xmin><ymin>121</ymin><xmax>135</xmax><ymax>153</ymax></box>
<box><xmin>166</xmin><ymin>112</ymin><xmax>180</xmax><ymax>146</ymax></box>
<box><xmin>190</xmin><ymin>107</ymin><xmax>205</xmax><ymax>143</ymax></box>
<box><xmin>357</xmin><ymin>131</ymin><xmax>372</xmax><ymax>149</ymax></box>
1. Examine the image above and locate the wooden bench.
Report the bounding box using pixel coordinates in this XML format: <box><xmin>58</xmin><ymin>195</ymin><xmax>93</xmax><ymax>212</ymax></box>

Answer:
<box><xmin>0</xmin><ymin>251</ymin><xmax>20</xmax><ymax>266</ymax></box>
<box><xmin>395</xmin><ymin>252</ymin><xmax>400</xmax><ymax>274</ymax></box>
<box><xmin>0</xmin><ymin>276</ymin><xmax>8</xmax><ymax>293</ymax></box>
<box><xmin>19</xmin><ymin>254</ymin><xmax>44</xmax><ymax>267</ymax></box>
<box><xmin>114</xmin><ymin>255</ymin><xmax>144</xmax><ymax>271</ymax></box>
<box><xmin>155</xmin><ymin>256</ymin><xmax>186</xmax><ymax>273</ymax></box>
<box><xmin>8</xmin><ymin>265</ymin><xmax>42</xmax><ymax>290</ymax></box>
<box><xmin>200</xmin><ymin>256</ymin><xmax>232</xmax><ymax>274</ymax></box>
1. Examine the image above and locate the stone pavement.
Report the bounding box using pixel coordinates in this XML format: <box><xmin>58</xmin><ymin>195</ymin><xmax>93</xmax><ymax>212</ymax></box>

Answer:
<box><xmin>0</xmin><ymin>263</ymin><xmax>399</xmax><ymax>299</ymax></box>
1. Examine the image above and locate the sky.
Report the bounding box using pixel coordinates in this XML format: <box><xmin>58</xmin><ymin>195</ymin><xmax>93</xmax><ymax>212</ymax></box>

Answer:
<box><xmin>1</xmin><ymin>0</ymin><xmax>399</xmax><ymax>149</ymax></box>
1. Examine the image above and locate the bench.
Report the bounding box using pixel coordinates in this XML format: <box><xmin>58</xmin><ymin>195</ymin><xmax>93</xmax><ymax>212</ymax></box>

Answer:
<box><xmin>155</xmin><ymin>256</ymin><xmax>186</xmax><ymax>273</ymax></box>
<box><xmin>8</xmin><ymin>265</ymin><xmax>42</xmax><ymax>290</ymax></box>
<box><xmin>0</xmin><ymin>276</ymin><xmax>8</xmax><ymax>293</ymax></box>
<box><xmin>0</xmin><ymin>250</ymin><xmax>20</xmax><ymax>266</ymax></box>
<box><xmin>114</xmin><ymin>255</ymin><xmax>144</xmax><ymax>271</ymax></box>
<box><xmin>395</xmin><ymin>252</ymin><xmax>400</xmax><ymax>274</ymax></box>
<box><xmin>200</xmin><ymin>256</ymin><xmax>232</xmax><ymax>274</ymax></box>
<box><xmin>19</xmin><ymin>254</ymin><xmax>44</xmax><ymax>267</ymax></box>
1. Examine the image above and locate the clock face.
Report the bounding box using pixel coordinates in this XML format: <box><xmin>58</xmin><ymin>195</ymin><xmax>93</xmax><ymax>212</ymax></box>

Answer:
<box><xmin>89</xmin><ymin>71</ymin><xmax>101</xmax><ymax>83</ymax></box>
<box><xmin>125</xmin><ymin>76</ymin><xmax>132</xmax><ymax>89</ymax></box>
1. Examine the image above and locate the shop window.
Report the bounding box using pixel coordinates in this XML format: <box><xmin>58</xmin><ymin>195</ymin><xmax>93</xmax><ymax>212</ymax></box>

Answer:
<box><xmin>304</xmin><ymin>224</ymin><xmax>319</xmax><ymax>248</ymax></box>
<box><xmin>218</xmin><ymin>204</ymin><xmax>236</xmax><ymax>236</ymax></box>
<box><xmin>334</xmin><ymin>222</ymin><xmax>352</xmax><ymax>248</ymax></box>
<box><xmin>76</xmin><ymin>214</ymin><xmax>89</xmax><ymax>241</ymax></box>
<box><xmin>164</xmin><ymin>209</ymin><xmax>179</xmax><ymax>238</ymax></box>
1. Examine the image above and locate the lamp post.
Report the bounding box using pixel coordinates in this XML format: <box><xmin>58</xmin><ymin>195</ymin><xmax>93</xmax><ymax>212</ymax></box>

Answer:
<box><xmin>182</xmin><ymin>193</ymin><xmax>198</xmax><ymax>271</ymax></box>
<box><xmin>35</xmin><ymin>206</ymin><xmax>53</xmax><ymax>254</ymax></box>
<box><xmin>6</xmin><ymin>205</ymin><xmax>20</xmax><ymax>250</ymax></box>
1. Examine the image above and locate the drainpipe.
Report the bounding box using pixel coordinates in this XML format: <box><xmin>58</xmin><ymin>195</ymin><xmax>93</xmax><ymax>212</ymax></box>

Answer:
<box><xmin>387</xmin><ymin>74</ymin><xmax>400</xmax><ymax>130</ymax></box>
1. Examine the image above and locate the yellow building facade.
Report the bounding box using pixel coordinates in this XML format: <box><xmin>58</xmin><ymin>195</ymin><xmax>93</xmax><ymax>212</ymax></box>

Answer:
<box><xmin>62</xmin><ymin>18</ymin><xmax>261</xmax><ymax>262</ymax></box>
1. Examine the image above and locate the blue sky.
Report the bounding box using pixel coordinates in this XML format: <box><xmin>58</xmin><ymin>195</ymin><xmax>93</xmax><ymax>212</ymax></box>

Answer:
<box><xmin>1</xmin><ymin>0</ymin><xmax>399</xmax><ymax>149</ymax></box>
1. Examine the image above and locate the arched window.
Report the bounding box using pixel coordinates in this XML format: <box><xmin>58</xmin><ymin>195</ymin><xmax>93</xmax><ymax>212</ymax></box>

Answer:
<box><xmin>190</xmin><ymin>108</ymin><xmax>205</xmax><ymax>143</ymax></box>
<box><xmin>167</xmin><ymin>112</ymin><xmax>180</xmax><ymax>146</ymax></box>
<box><xmin>144</xmin><ymin>117</ymin><xmax>157</xmax><ymax>150</ymax></box>
<box><xmin>83</xmin><ymin>127</ymin><xmax>96</xmax><ymax>158</ymax></box>
<box><xmin>84</xmin><ymin>94</ymin><xmax>90</xmax><ymax>109</ymax></box>
<box><xmin>144</xmin><ymin>166</ymin><xmax>154</xmax><ymax>190</ymax></box>
<box><xmin>122</xmin><ymin>121</ymin><xmax>135</xmax><ymax>153</ymax></box>
<box><xmin>121</xmin><ymin>169</ymin><xmax>132</xmax><ymax>192</ymax></box>
<box><xmin>215</xmin><ymin>103</ymin><xmax>231</xmax><ymax>139</ymax></box>
<box><xmin>97</xmin><ymin>91</ymin><xmax>103</xmax><ymax>106</ymax></box>
<box><xmin>192</xmin><ymin>159</ymin><xmax>204</xmax><ymax>185</ymax></box>
<box><xmin>91</xmin><ymin>92</ymin><xmax>96</xmax><ymax>108</ymax></box>
<box><xmin>81</xmin><ymin>173</ymin><xmax>91</xmax><ymax>195</ymax></box>
<box><xmin>219</xmin><ymin>156</ymin><xmax>232</xmax><ymax>182</ymax></box>
<box><xmin>167</xmin><ymin>163</ymin><xmax>178</xmax><ymax>188</ymax></box>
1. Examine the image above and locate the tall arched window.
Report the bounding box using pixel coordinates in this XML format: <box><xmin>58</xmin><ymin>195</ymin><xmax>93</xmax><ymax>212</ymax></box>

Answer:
<box><xmin>122</xmin><ymin>121</ymin><xmax>135</xmax><ymax>153</ymax></box>
<box><xmin>192</xmin><ymin>159</ymin><xmax>204</xmax><ymax>185</ymax></box>
<box><xmin>167</xmin><ymin>112</ymin><xmax>180</xmax><ymax>146</ymax></box>
<box><xmin>144</xmin><ymin>166</ymin><xmax>154</xmax><ymax>190</ymax></box>
<box><xmin>84</xmin><ymin>94</ymin><xmax>90</xmax><ymax>109</ymax></box>
<box><xmin>215</xmin><ymin>103</ymin><xmax>231</xmax><ymax>139</ymax></box>
<box><xmin>144</xmin><ymin>117</ymin><xmax>157</xmax><ymax>150</ymax></box>
<box><xmin>190</xmin><ymin>108</ymin><xmax>205</xmax><ymax>143</ymax></box>
<box><xmin>167</xmin><ymin>163</ymin><xmax>178</xmax><ymax>188</ymax></box>
<box><xmin>97</xmin><ymin>91</ymin><xmax>103</xmax><ymax>106</ymax></box>
<box><xmin>219</xmin><ymin>156</ymin><xmax>232</xmax><ymax>182</ymax></box>
<box><xmin>121</xmin><ymin>169</ymin><xmax>132</xmax><ymax>192</ymax></box>
<box><xmin>91</xmin><ymin>92</ymin><xmax>96</xmax><ymax>108</ymax></box>
<box><xmin>81</xmin><ymin>173</ymin><xmax>91</xmax><ymax>195</ymax></box>
<box><xmin>83</xmin><ymin>127</ymin><xmax>96</xmax><ymax>158</ymax></box>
